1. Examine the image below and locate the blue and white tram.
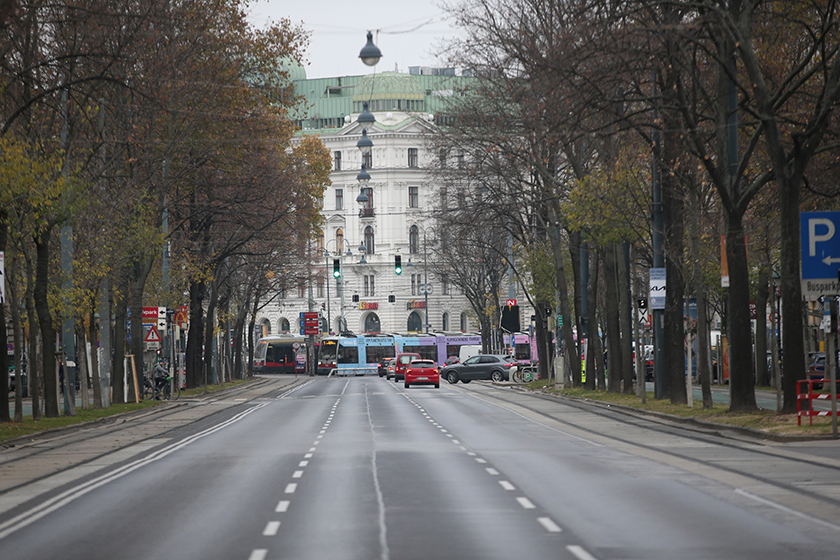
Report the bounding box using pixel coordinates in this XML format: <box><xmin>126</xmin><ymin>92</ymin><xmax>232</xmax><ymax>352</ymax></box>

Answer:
<box><xmin>316</xmin><ymin>334</ymin><xmax>397</xmax><ymax>375</ymax></box>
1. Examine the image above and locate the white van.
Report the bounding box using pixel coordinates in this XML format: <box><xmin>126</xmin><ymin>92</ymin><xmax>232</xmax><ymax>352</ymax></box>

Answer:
<box><xmin>458</xmin><ymin>345</ymin><xmax>482</xmax><ymax>362</ymax></box>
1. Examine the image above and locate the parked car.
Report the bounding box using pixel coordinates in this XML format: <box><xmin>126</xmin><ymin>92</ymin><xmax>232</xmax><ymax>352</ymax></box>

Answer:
<box><xmin>394</xmin><ymin>353</ymin><xmax>421</xmax><ymax>382</ymax></box>
<box><xmin>444</xmin><ymin>356</ymin><xmax>460</xmax><ymax>365</ymax></box>
<box><xmin>8</xmin><ymin>368</ymin><xmax>28</xmax><ymax>398</ymax></box>
<box><xmin>404</xmin><ymin>359</ymin><xmax>440</xmax><ymax>389</ymax></box>
<box><xmin>440</xmin><ymin>354</ymin><xmax>516</xmax><ymax>384</ymax></box>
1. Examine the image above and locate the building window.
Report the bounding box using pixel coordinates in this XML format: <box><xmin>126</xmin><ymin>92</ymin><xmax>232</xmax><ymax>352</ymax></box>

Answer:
<box><xmin>442</xmin><ymin>274</ymin><xmax>450</xmax><ymax>295</ymax></box>
<box><xmin>335</xmin><ymin>188</ymin><xmax>343</xmax><ymax>210</ymax></box>
<box><xmin>317</xmin><ymin>278</ymin><xmax>324</xmax><ymax>298</ymax></box>
<box><xmin>461</xmin><ymin>312</ymin><xmax>468</xmax><ymax>332</ymax></box>
<box><xmin>364</xmin><ymin>275</ymin><xmax>375</xmax><ymax>297</ymax></box>
<box><xmin>364</xmin><ymin>226</ymin><xmax>375</xmax><ymax>254</ymax></box>
<box><xmin>299</xmin><ymin>284</ymin><xmax>306</xmax><ymax>298</ymax></box>
<box><xmin>408</xmin><ymin>148</ymin><xmax>418</xmax><ymax>168</ymax></box>
<box><xmin>363</xmin><ymin>152</ymin><xmax>372</xmax><ymax>169</ymax></box>
<box><xmin>456</xmin><ymin>151</ymin><xmax>465</xmax><ymax>169</ymax></box>
<box><xmin>411</xmin><ymin>274</ymin><xmax>418</xmax><ymax>295</ymax></box>
<box><xmin>409</xmin><ymin>225</ymin><xmax>419</xmax><ymax>254</ymax></box>
<box><xmin>439</xmin><ymin>148</ymin><xmax>447</xmax><ymax>168</ymax></box>
<box><xmin>408</xmin><ymin>186</ymin><xmax>419</xmax><ymax>208</ymax></box>
<box><xmin>442</xmin><ymin>312</ymin><xmax>449</xmax><ymax>331</ymax></box>
<box><xmin>334</xmin><ymin>151</ymin><xmax>341</xmax><ymax>171</ymax></box>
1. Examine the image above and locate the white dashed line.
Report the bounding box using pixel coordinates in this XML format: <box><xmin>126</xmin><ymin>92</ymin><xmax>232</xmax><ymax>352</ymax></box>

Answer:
<box><xmin>485</xmin><ymin>468</ymin><xmax>499</xmax><ymax>475</ymax></box>
<box><xmin>248</xmin><ymin>549</ymin><xmax>268</xmax><ymax>560</ymax></box>
<box><xmin>499</xmin><ymin>481</ymin><xmax>515</xmax><ymax>491</ymax></box>
<box><xmin>262</xmin><ymin>521</ymin><xmax>281</xmax><ymax>536</ymax></box>
<box><xmin>299</xmin><ymin>461</ymin><xmax>309</xmax><ymax>467</ymax></box>
<box><xmin>567</xmin><ymin>545</ymin><xmax>598</xmax><ymax>560</ymax></box>
<box><xmin>292</xmin><ymin>470</ymin><xmax>303</xmax><ymax>478</ymax></box>
<box><xmin>516</xmin><ymin>497</ymin><xmax>536</xmax><ymax>509</ymax></box>
<box><xmin>538</xmin><ymin>517</ymin><xmax>562</xmax><ymax>532</ymax></box>
<box><xmin>453</xmin><ymin>440</ymin><xmax>460</xmax><ymax>445</ymax></box>
<box><xmin>284</xmin><ymin>483</ymin><xmax>297</xmax><ymax>494</ymax></box>
<box><xmin>467</xmin><ymin>452</ymin><xmax>476</xmax><ymax>456</ymax></box>
<box><xmin>304</xmin><ymin>453</ymin><xmax>313</xmax><ymax>459</ymax></box>
<box><xmin>275</xmin><ymin>500</ymin><xmax>290</xmax><ymax>513</ymax></box>
<box><xmin>475</xmin><ymin>458</ymin><xmax>487</xmax><ymax>464</ymax></box>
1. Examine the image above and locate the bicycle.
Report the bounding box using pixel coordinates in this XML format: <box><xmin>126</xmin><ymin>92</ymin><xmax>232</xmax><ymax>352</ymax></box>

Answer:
<box><xmin>512</xmin><ymin>364</ymin><xmax>537</xmax><ymax>384</ymax></box>
<box><xmin>144</xmin><ymin>363</ymin><xmax>180</xmax><ymax>401</ymax></box>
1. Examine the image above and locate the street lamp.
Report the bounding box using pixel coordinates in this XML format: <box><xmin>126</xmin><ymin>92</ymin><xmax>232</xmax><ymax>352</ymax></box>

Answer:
<box><xmin>359</xmin><ymin>31</ymin><xmax>382</xmax><ymax>66</ymax></box>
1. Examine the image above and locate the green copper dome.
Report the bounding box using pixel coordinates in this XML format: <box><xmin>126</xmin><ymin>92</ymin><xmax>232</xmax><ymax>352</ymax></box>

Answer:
<box><xmin>353</xmin><ymin>71</ymin><xmax>423</xmax><ymax>102</ymax></box>
<box><xmin>279</xmin><ymin>57</ymin><xmax>307</xmax><ymax>82</ymax></box>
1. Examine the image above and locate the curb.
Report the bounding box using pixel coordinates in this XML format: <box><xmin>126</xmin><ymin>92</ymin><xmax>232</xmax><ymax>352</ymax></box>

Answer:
<box><xmin>506</xmin><ymin>385</ymin><xmax>837</xmax><ymax>443</ymax></box>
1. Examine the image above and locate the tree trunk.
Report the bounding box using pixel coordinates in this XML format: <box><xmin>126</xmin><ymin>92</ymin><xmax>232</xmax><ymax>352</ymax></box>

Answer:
<box><xmin>726</xmin><ymin>209</ymin><xmax>758</xmax><ymax>412</ymax></box>
<box><xmin>754</xmin><ymin>269</ymin><xmax>770</xmax><ymax>387</ymax></box>
<box><xmin>75</xmin><ymin>322</ymin><xmax>90</xmax><ymax>410</ymax></box>
<box><xmin>604</xmin><ymin>242</ymin><xmax>622</xmax><ymax>393</ymax></box>
<box><xmin>779</xmin><ymin>174</ymin><xmax>805</xmax><ymax>413</ymax></box>
<box><xmin>619</xmin><ymin>243</ymin><xmax>634</xmax><ymax>395</ymax></box>
<box><xmin>0</xmin><ymin>219</ymin><xmax>9</xmax><ymax>422</ymax></box>
<box><xmin>24</xmin><ymin>254</ymin><xmax>41</xmax><ymax>420</ymax></box>
<box><xmin>186</xmin><ymin>278</ymin><xmax>206</xmax><ymax>388</ymax></box>
<box><xmin>34</xmin><ymin>231</ymin><xmax>59</xmax><ymax>417</ymax></box>
<box><xmin>690</xmin><ymin>186</ymin><xmax>714</xmax><ymax>408</ymax></box>
<box><xmin>129</xmin><ymin>257</ymin><xmax>154</xmax><ymax>399</ymax></box>
<box><xmin>89</xmin><ymin>310</ymin><xmax>102</xmax><ymax>409</ymax></box>
<box><xmin>585</xmin><ymin>248</ymin><xmax>599</xmax><ymax>391</ymax></box>
<box><xmin>548</xmin><ymin>219</ymin><xmax>580</xmax><ymax>385</ymax></box>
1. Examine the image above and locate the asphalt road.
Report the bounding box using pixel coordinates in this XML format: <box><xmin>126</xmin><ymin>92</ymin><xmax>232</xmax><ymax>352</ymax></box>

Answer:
<box><xmin>1</xmin><ymin>375</ymin><xmax>840</xmax><ymax>559</ymax></box>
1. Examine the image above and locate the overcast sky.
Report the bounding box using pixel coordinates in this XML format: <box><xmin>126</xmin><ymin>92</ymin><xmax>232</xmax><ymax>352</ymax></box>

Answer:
<box><xmin>247</xmin><ymin>1</ymin><xmax>462</xmax><ymax>79</ymax></box>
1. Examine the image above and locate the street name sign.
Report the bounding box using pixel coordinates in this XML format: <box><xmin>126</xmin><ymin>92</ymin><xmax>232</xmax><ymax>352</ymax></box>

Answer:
<box><xmin>801</xmin><ymin>211</ymin><xmax>840</xmax><ymax>297</ymax></box>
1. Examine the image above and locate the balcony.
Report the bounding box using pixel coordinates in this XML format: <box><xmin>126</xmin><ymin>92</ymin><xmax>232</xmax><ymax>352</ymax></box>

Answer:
<box><xmin>359</xmin><ymin>207</ymin><xmax>376</xmax><ymax>219</ymax></box>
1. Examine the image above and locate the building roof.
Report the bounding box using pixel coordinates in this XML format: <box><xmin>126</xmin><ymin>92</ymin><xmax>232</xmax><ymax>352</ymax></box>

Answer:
<box><xmin>291</xmin><ymin>68</ymin><xmax>471</xmax><ymax>135</ymax></box>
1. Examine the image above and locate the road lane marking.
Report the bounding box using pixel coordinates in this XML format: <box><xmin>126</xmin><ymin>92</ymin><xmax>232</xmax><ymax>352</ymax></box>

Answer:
<box><xmin>304</xmin><ymin>453</ymin><xmax>313</xmax><ymax>458</ymax></box>
<box><xmin>475</xmin><ymin>458</ymin><xmax>487</xmax><ymax>464</ymax></box>
<box><xmin>735</xmin><ymin>488</ymin><xmax>840</xmax><ymax>531</ymax></box>
<box><xmin>284</xmin><ymin>483</ymin><xmax>297</xmax><ymax>494</ymax></box>
<box><xmin>275</xmin><ymin>500</ymin><xmax>290</xmax><ymax>513</ymax></box>
<box><xmin>516</xmin><ymin>497</ymin><xmax>536</xmax><ymax>509</ymax></box>
<box><xmin>262</xmin><ymin>521</ymin><xmax>281</xmax><ymax>536</ymax></box>
<box><xmin>248</xmin><ymin>549</ymin><xmax>268</xmax><ymax>560</ymax></box>
<box><xmin>0</xmin><ymin>403</ymin><xmax>268</xmax><ymax>541</ymax></box>
<box><xmin>499</xmin><ymin>481</ymin><xmax>515</xmax><ymax>491</ymax></box>
<box><xmin>567</xmin><ymin>545</ymin><xmax>598</xmax><ymax>560</ymax></box>
<box><xmin>485</xmin><ymin>468</ymin><xmax>499</xmax><ymax>475</ymax></box>
<box><xmin>538</xmin><ymin>517</ymin><xmax>562</xmax><ymax>532</ymax></box>
<box><xmin>292</xmin><ymin>470</ymin><xmax>303</xmax><ymax>478</ymax></box>
<box><xmin>299</xmin><ymin>461</ymin><xmax>309</xmax><ymax>467</ymax></box>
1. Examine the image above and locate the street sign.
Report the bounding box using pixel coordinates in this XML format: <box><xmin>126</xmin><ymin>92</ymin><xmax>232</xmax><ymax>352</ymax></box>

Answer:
<box><xmin>144</xmin><ymin>327</ymin><xmax>161</xmax><ymax>343</ymax></box>
<box><xmin>649</xmin><ymin>268</ymin><xmax>666</xmax><ymax>309</ymax></box>
<box><xmin>801</xmin><ymin>211</ymin><xmax>840</xmax><ymax>296</ymax></box>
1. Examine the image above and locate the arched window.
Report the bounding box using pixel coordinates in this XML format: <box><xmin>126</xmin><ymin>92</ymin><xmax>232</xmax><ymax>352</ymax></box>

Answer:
<box><xmin>279</xmin><ymin>318</ymin><xmax>290</xmax><ymax>333</ymax></box>
<box><xmin>336</xmin><ymin>228</ymin><xmax>344</xmax><ymax>251</ymax></box>
<box><xmin>409</xmin><ymin>225</ymin><xmax>419</xmax><ymax>254</ymax></box>
<box><xmin>364</xmin><ymin>313</ymin><xmax>381</xmax><ymax>333</ymax></box>
<box><xmin>461</xmin><ymin>312</ymin><xmax>468</xmax><ymax>332</ymax></box>
<box><xmin>442</xmin><ymin>312</ymin><xmax>449</xmax><ymax>331</ymax></box>
<box><xmin>364</xmin><ymin>226</ymin><xmax>375</xmax><ymax>254</ymax></box>
<box><xmin>407</xmin><ymin>312</ymin><xmax>423</xmax><ymax>332</ymax></box>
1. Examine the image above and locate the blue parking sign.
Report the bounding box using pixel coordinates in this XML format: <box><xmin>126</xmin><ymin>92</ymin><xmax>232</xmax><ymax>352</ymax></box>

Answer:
<box><xmin>801</xmin><ymin>211</ymin><xmax>840</xmax><ymax>280</ymax></box>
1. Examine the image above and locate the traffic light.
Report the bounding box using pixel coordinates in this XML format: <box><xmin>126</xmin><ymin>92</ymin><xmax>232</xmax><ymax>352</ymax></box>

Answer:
<box><xmin>395</xmin><ymin>255</ymin><xmax>402</xmax><ymax>275</ymax></box>
<box><xmin>333</xmin><ymin>259</ymin><xmax>341</xmax><ymax>278</ymax></box>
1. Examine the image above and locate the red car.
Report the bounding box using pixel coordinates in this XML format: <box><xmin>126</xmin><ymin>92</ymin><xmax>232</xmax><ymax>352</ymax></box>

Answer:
<box><xmin>394</xmin><ymin>352</ymin><xmax>421</xmax><ymax>382</ymax></box>
<box><xmin>404</xmin><ymin>359</ymin><xmax>440</xmax><ymax>389</ymax></box>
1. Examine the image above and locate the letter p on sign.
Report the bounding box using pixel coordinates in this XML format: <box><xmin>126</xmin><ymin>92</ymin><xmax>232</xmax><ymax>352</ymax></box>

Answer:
<box><xmin>810</xmin><ymin>218</ymin><xmax>835</xmax><ymax>256</ymax></box>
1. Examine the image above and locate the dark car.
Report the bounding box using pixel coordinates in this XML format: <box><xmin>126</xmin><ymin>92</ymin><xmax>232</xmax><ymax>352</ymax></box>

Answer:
<box><xmin>378</xmin><ymin>357</ymin><xmax>394</xmax><ymax>377</ymax></box>
<box><xmin>382</xmin><ymin>358</ymin><xmax>396</xmax><ymax>380</ymax></box>
<box><xmin>440</xmin><ymin>354</ymin><xmax>516</xmax><ymax>384</ymax></box>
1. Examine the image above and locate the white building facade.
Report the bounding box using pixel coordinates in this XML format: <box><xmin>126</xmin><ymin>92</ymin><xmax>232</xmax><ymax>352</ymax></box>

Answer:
<box><xmin>255</xmin><ymin>68</ymin><xmax>485</xmax><ymax>337</ymax></box>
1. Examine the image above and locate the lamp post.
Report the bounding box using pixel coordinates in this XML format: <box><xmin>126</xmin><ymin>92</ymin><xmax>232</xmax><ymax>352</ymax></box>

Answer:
<box><xmin>407</xmin><ymin>226</ymin><xmax>433</xmax><ymax>333</ymax></box>
<box><xmin>323</xmin><ymin>248</ymin><xmax>331</xmax><ymax>332</ymax></box>
<box><xmin>325</xmin><ymin>238</ymin><xmax>352</xmax><ymax>333</ymax></box>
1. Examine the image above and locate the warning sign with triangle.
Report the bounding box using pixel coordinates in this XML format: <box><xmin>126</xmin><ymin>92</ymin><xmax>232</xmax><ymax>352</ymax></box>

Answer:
<box><xmin>144</xmin><ymin>327</ymin><xmax>161</xmax><ymax>343</ymax></box>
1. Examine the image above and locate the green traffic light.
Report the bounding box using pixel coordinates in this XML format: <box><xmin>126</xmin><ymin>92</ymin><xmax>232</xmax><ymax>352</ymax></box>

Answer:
<box><xmin>333</xmin><ymin>259</ymin><xmax>341</xmax><ymax>278</ymax></box>
<box><xmin>395</xmin><ymin>255</ymin><xmax>402</xmax><ymax>275</ymax></box>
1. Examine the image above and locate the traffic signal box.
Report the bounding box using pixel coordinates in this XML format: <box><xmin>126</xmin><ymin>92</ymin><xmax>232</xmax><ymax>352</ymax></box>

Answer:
<box><xmin>333</xmin><ymin>259</ymin><xmax>341</xmax><ymax>278</ymax></box>
<box><xmin>395</xmin><ymin>255</ymin><xmax>402</xmax><ymax>275</ymax></box>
